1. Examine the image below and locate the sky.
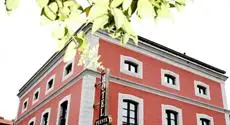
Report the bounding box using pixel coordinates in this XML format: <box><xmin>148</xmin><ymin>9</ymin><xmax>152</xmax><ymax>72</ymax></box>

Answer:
<box><xmin>0</xmin><ymin>0</ymin><xmax>230</xmax><ymax>120</ymax></box>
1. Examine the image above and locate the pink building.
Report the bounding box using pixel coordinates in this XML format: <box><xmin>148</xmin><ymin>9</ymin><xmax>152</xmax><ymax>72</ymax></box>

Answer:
<box><xmin>15</xmin><ymin>24</ymin><xmax>230</xmax><ymax>125</ymax></box>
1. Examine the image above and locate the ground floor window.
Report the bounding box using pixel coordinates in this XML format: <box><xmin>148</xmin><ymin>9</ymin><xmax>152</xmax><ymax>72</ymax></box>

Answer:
<box><xmin>118</xmin><ymin>93</ymin><xmax>143</xmax><ymax>125</ymax></box>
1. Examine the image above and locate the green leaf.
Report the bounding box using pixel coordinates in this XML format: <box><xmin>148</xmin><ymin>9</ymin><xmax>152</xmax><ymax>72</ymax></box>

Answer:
<box><xmin>110</xmin><ymin>0</ymin><xmax>123</xmax><ymax>8</ymax></box>
<box><xmin>52</xmin><ymin>26</ymin><xmax>68</xmax><ymax>39</ymax></box>
<box><xmin>41</xmin><ymin>6</ymin><xmax>56</xmax><ymax>21</ymax></box>
<box><xmin>49</xmin><ymin>2</ymin><xmax>58</xmax><ymax>13</ymax></box>
<box><xmin>92</xmin><ymin>15</ymin><xmax>109</xmax><ymax>34</ymax></box>
<box><xmin>5</xmin><ymin>0</ymin><xmax>19</xmax><ymax>12</ymax></box>
<box><xmin>41</xmin><ymin>2</ymin><xmax>58</xmax><ymax>21</ymax></box>
<box><xmin>112</xmin><ymin>8</ymin><xmax>126</xmax><ymax>29</ymax></box>
<box><xmin>76</xmin><ymin>31</ymin><xmax>88</xmax><ymax>52</ymax></box>
<box><xmin>129</xmin><ymin>34</ymin><xmax>138</xmax><ymax>45</ymax></box>
<box><xmin>121</xmin><ymin>33</ymin><xmax>129</xmax><ymax>44</ymax></box>
<box><xmin>157</xmin><ymin>4</ymin><xmax>169</xmax><ymax>17</ymax></box>
<box><xmin>88</xmin><ymin>4</ymin><xmax>108</xmax><ymax>21</ymax></box>
<box><xmin>36</xmin><ymin>0</ymin><xmax>49</xmax><ymax>8</ymax></box>
<box><xmin>57</xmin><ymin>36</ymin><xmax>69</xmax><ymax>51</ymax></box>
<box><xmin>137</xmin><ymin>0</ymin><xmax>154</xmax><ymax>18</ymax></box>
<box><xmin>122</xmin><ymin>0</ymin><xmax>132</xmax><ymax>11</ymax></box>
<box><xmin>61</xmin><ymin>6</ymin><xmax>71</xmax><ymax>16</ymax></box>
<box><xmin>64</xmin><ymin>0</ymin><xmax>82</xmax><ymax>11</ymax></box>
<box><xmin>63</xmin><ymin>41</ymin><xmax>76</xmax><ymax>62</ymax></box>
<box><xmin>122</xmin><ymin>18</ymin><xmax>136</xmax><ymax>36</ymax></box>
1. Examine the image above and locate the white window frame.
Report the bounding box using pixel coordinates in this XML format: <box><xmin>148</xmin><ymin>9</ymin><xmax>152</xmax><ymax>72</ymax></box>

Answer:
<box><xmin>40</xmin><ymin>108</ymin><xmax>51</xmax><ymax>125</ymax></box>
<box><xmin>162</xmin><ymin>104</ymin><xmax>183</xmax><ymax>125</ymax></box>
<box><xmin>56</xmin><ymin>95</ymin><xmax>71</xmax><ymax>125</ymax></box>
<box><xmin>196</xmin><ymin>113</ymin><xmax>214</xmax><ymax>125</ymax></box>
<box><xmin>32</xmin><ymin>88</ymin><xmax>40</xmax><ymax>105</ymax></box>
<box><xmin>22</xmin><ymin>98</ymin><xmax>29</xmax><ymax>113</ymax></box>
<box><xmin>194</xmin><ymin>81</ymin><xmax>211</xmax><ymax>100</ymax></box>
<box><xmin>117</xmin><ymin>93</ymin><xmax>144</xmax><ymax>125</ymax></box>
<box><xmin>45</xmin><ymin>74</ymin><xmax>55</xmax><ymax>95</ymax></box>
<box><xmin>62</xmin><ymin>60</ymin><xmax>74</xmax><ymax>81</ymax></box>
<box><xmin>161</xmin><ymin>69</ymin><xmax>180</xmax><ymax>90</ymax></box>
<box><xmin>120</xmin><ymin>55</ymin><xmax>143</xmax><ymax>79</ymax></box>
<box><xmin>28</xmin><ymin>117</ymin><xmax>36</xmax><ymax>125</ymax></box>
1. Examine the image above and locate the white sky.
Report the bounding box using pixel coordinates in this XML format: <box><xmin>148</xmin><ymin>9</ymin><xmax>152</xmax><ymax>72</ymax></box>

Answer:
<box><xmin>0</xmin><ymin>0</ymin><xmax>230</xmax><ymax>120</ymax></box>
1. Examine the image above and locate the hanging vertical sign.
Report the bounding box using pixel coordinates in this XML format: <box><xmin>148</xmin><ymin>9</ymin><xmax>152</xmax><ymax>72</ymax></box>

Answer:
<box><xmin>95</xmin><ymin>69</ymin><xmax>112</xmax><ymax>125</ymax></box>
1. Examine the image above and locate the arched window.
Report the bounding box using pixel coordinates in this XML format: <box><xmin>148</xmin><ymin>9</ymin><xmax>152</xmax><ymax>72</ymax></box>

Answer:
<box><xmin>118</xmin><ymin>93</ymin><xmax>144</xmax><ymax>125</ymax></box>
<box><xmin>122</xmin><ymin>100</ymin><xmax>138</xmax><ymax>125</ymax></box>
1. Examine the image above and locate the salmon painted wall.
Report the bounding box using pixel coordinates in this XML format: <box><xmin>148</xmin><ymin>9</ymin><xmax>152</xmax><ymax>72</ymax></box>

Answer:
<box><xmin>17</xmin><ymin>52</ymin><xmax>83</xmax><ymax>118</ymax></box>
<box><xmin>98</xmin><ymin>38</ymin><xmax>224</xmax><ymax>108</ymax></box>
<box><xmin>17</xmin><ymin>79</ymin><xmax>83</xmax><ymax>125</ymax></box>
<box><xmin>107</xmin><ymin>82</ymin><xmax>226</xmax><ymax>125</ymax></box>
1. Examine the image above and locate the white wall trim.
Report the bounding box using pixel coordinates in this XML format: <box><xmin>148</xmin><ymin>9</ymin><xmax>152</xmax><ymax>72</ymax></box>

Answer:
<box><xmin>161</xmin><ymin>104</ymin><xmax>183</xmax><ymax>125</ymax></box>
<box><xmin>194</xmin><ymin>81</ymin><xmax>211</xmax><ymax>100</ymax></box>
<box><xmin>40</xmin><ymin>108</ymin><xmax>51</xmax><ymax>125</ymax></box>
<box><xmin>78</xmin><ymin>75</ymin><xmax>96</xmax><ymax>125</ymax></box>
<box><xmin>56</xmin><ymin>94</ymin><xmax>71</xmax><ymax>125</ymax></box>
<box><xmin>196</xmin><ymin>113</ymin><xmax>214</xmax><ymax>125</ymax></box>
<box><xmin>28</xmin><ymin>117</ymin><xmax>36</xmax><ymax>125</ymax></box>
<box><xmin>117</xmin><ymin>93</ymin><xmax>144</xmax><ymax>125</ymax></box>
<box><xmin>221</xmin><ymin>82</ymin><xmax>228</xmax><ymax>109</ymax></box>
<box><xmin>161</xmin><ymin>69</ymin><xmax>180</xmax><ymax>90</ymax></box>
<box><xmin>32</xmin><ymin>87</ymin><xmax>40</xmax><ymax>105</ymax></box>
<box><xmin>45</xmin><ymin>74</ymin><xmax>56</xmax><ymax>95</ymax></box>
<box><xmin>21</xmin><ymin>98</ymin><xmax>29</xmax><ymax>113</ymax></box>
<box><xmin>120</xmin><ymin>55</ymin><xmax>143</xmax><ymax>79</ymax></box>
<box><xmin>225</xmin><ymin>113</ymin><xmax>230</xmax><ymax>125</ymax></box>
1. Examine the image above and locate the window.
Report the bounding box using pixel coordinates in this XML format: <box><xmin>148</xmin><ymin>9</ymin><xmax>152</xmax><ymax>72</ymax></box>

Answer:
<box><xmin>122</xmin><ymin>100</ymin><xmax>138</xmax><ymax>125</ymax></box>
<box><xmin>124</xmin><ymin>60</ymin><xmax>138</xmax><ymax>73</ymax></box>
<box><xmin>196</xmin><ymin>114</ymin><xmax>214</xmax><ymax>125</ymax></box>
<box><xmin>200</xmin><ymin>118</ymin><xmax>210</xmax><ymax>125</ymax></box>
<box><xmin>58</xmin><ymin>101</ymin><xmax>68</xmax><ymax>125</ymax></box>
<box><xmin>161</xmin><ymin>69</ymin><xmax>180</xmax><ymax>90</ymax></box>
<box><xmin>22</xmin><ymin>98</ymin><xmax>29</xmax><ymax>113</ymax></box>
<box><xmin>62</xmin><ymin>61</ymin><xmax>74</xmax><ymax>80</ymax></box>
<box><xmin>165</xmin><ymin>110</ymin><xmax>178</xmax><ymax>125</ymax></box>
<box><xmin>164</xmin><ymin>74</ymin><xmax>176</xmax><ymax>85</ymax></box>
<box><xmin>120</xmin><ymin>55</ymin><xmax>143</xmax><ymax>79</ymax></box>
<box><xmin>46</xmin><ymin>75</ymin><xmax>55</xmax><ymax>95</ymax></box>
<box><xmin>162</xmin><ymin>104</ymin><xmax>182</xmax><ymax>125</ymax></box>
<box><xmin>118</xmin><ymin>93</ymin><xmax>143</xmax><ymax>125</ymax></box>
<box><xmin>56</xmin><ymin>95</ymin><xmax>71</xmax><ymax>125</ymax></box>
<box><xmin>194</xmin><ymin>81</ymin><xmax>210</xmax><ymax>100</ymax></box>
<box><xmin>29</xmin><ymin>121</ymin><xmax>34</xmax><ymax>125</ymax></box>
<box><xmin>32</xmin><ymin>88</ymin><xmax>40</xmax><ymax>104</ymax></box>
<box><xmin>41</xmin><ymin>108</ymin><xmax>51</xmax><ymax>125</ymax></box>
<box><xmin>28</xmin><ymin>117</ymin><xmax>36</xmax><ymax>125</ymax></box>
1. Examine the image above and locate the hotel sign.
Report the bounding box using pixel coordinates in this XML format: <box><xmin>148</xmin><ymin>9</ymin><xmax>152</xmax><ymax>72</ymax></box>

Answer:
<box><xmin>95</xmin><ymin>69</ymin><xmax>112</xmax><ymax>125</ymax></box>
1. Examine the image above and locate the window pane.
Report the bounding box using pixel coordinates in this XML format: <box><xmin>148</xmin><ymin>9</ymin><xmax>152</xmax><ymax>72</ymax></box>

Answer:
<box><xmin>130</xmin><ymin>66</ymin><xmax>136</xmax><ymax>73</ymax></box>
<box><xmin>130</xmin><ymin>111</ymin><xmax>135</xmax><ymax>118</ymax></box>
<box><xmin>122</xmin><ymin>109</ymin><xmax>127</xmax><ymax>117</ymax></box>
<box><xmin>130</xmin><ymin>103</ymin><xmax>135</xmax><ymax>110</ymax></box>
<box><xmin>130</xmin><ymin>118</ymin><xmax>135</xmax><ymax>124</ymax></box>
<box><xmin>65</xmin><ymin>63</ymin><xmax>72</xmax><ymax>76</ymax></box>
<box><xmin>171</xmin><ymin>121</ymin><xmax>176</xmax><ymax>125</ymax></box>
<box><xmin>48</xmin><ymin>79</ymin><xmax>53</xmax><ymax>89</ymax></box>
<box><xmin>170</xmin><ymin>113</ymin><xmax>175</xmax><ymax>119</ymax></box>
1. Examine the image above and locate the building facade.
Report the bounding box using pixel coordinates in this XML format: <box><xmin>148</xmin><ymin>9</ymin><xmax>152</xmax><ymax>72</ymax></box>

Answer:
<box><xmin>15</xmin><ymin>24</ymin><xmax>230</xmax><ymax>125</ymax></box>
